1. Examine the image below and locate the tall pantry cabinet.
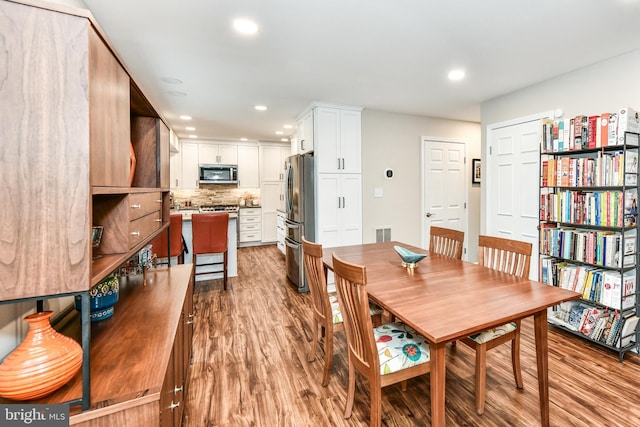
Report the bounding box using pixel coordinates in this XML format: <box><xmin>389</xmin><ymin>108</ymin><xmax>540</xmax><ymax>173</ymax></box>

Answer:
<box><xmin>0</xmin><ymin>1</ymin><xmax>192</xmax><ymax>425</ymax></box>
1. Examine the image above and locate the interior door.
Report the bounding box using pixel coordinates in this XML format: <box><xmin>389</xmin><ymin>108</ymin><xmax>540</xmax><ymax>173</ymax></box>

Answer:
<box><xmin>487</xmin><ymin>118</ymin><xmax>543</xmax><ymax>280</ymax></box>
<box><xmin>422</xmin><ymin>138</ymin><xmax>467</xmax><ymax>257</ymax></box>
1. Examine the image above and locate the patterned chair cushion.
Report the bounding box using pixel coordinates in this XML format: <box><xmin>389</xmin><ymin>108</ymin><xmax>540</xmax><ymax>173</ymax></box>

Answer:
<box><xmin>329</xmin><ymin>294</ymin><xmax>383</xmax><ymax>325</ymax></box>
<box><xmin>468</xmin><ymin>322</ymin><xmax>518</xmax><ymax>344</ymax></box>
<box><xmin>374</xmin><ymin>322</ymin><xmax>430</xmax><ymax>375</ymax></box>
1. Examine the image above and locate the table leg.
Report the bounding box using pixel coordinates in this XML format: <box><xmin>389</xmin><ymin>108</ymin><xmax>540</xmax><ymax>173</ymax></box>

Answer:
<box><xmin>534</xmin><ymin>310</ymin><xmax>549</xmax><ymax>427</ymax></box>
<box><xmin>430</xmin><ymin>341</ymin><xmax>446</xmax><ymax>427</ymax></box>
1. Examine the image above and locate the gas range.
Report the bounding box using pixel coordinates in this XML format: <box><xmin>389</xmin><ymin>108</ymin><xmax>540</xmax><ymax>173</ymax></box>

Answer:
<box><xmin>199</xmin><ymin>204</ymin><xmax>239</xmax><ymax>213</ymax></box>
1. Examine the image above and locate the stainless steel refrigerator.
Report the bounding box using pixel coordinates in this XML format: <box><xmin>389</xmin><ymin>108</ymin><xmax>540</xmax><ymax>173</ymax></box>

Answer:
<box><xmin>284</xmin><ymin>153</ymin><xmax>315</xmax><ymax>292</ymax></box>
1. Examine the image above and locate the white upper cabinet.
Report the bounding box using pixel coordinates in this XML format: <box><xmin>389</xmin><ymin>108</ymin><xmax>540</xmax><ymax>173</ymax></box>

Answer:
<box><xmin>198</xmin><ymin>143</ymin><xmax>238</xmax><ymax>165</ymax></box>
<box><xmin>237</xmin><ymin>145</ymin><xmax>260</xmax><ymax>188</ymax></box>
<box><xmin>314</xmin><ymin>106</ymin><xmax>361</xmax><ymax>174</ymax></box>
<box><xmin>296</xmin><ymin>109</ymin><xmax>314</xmax><ymax>154</ymax></box>
<box><xmin>260</xmin><ymin>144</ymin><xmax>290</xmax><ymax>182</ymax></box>
<box><xmin>180</xmin><ymin>141</ymin><xmax>199</xmax><ymax>189</ymax></box>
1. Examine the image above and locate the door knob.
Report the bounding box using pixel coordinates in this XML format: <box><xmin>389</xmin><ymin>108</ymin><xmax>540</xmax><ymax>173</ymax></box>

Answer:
<box><xmin>425</xmin><ymin>212</ymin><xmax>433</xmax><ymax>218</ymax></box>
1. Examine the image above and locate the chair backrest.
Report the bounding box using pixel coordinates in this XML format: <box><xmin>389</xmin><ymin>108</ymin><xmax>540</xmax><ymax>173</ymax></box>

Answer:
<box><xmin>429</xmin><ymin>226</ymin><xmax>464</xmax><ymax>260</ymax></box>
<box><xmin>151</xmin><ymin>214</ymin><xmax>183</xmax><ymax>258</ymax></box>
<box><xmin>332</xmin><ymin>253</ymin><xmax>378</xmax><ymax>379</ymax></box>
<box><xmin>478</xmin><ymin>235</ymin><xmax>532</xmax><ymax>279</ymax></box>
<box><xmin>192</xmin><ymin>212</ymin><xmax>229</xmax><ymax>254</ymax></box>
<box><xmin>302</xmin><ymin>237</ymin><xmax>332</xmax><ymax>326</ymax></box>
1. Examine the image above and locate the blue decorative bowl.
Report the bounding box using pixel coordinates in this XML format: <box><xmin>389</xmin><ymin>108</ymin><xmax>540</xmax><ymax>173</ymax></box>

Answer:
<box><xmin>75</xmin><ymin>276</ymin><xmax>120</xmax><ymax>322</ymax></box>
<box><xmin>394</xmin><ymin>245</ymin><xmax>428</xmax><ymax>269</ymax></box>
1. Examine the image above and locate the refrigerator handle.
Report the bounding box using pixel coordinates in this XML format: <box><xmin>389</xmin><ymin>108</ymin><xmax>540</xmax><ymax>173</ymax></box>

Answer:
<box><xmin>285</xmin><ymin>239</ymin><xmax>299</xmax><ymax>249</ymax></box>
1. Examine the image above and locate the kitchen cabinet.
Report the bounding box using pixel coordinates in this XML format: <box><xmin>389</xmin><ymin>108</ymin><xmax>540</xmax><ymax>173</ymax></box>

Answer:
<box><xmin>260</xmin><ymin>182</ymin><xmax>284</xmax><ymax>243</ymax></box>
<box><xmin>237</xmin><ymin>144</ymin><xmax>260</xmax><ymax>188</ymax></box>
<box><xmin>180</xmin><ymin>142</ymin><xmax>200</xmax><ymax>189</ymax></box>
<box><xmin>239</xmin><ymin>208</ymin><xmax>262</xmax><ymax>245</ymax></box>
<box><xmin>170</xmin><ymin>151</ymin><xmax>181</xmax><ymax>190</ymax></box>
<box><xmin>260</xmin><ymin>144</ymin><xmax>289</xmax><ymax>181</ymax></box>
<box><xmin>296</xmin><ymin>109</ymin><xmax>314</xmax><ymax>154</ymax></box>
<box><xmin>276</xmin><ymin>210</ymin><xmax>286</xmax><ymax>255</ymax></box>
<box><xmin>315</xmin><ymin>106</ymin><xmax>362</xmax><ymax>174</ymax></box>
<box><xmin>316</xmin><ymin>173</ymin><xmax>362</xmax><ymax>247</ymax></box>
<box><xmin>199</xmin><ymin>142</ymin><xmax>238</xmax><ymax>165</ymax></box>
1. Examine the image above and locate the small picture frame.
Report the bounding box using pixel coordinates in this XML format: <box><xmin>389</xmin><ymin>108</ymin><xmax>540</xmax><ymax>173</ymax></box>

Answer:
<box><xmin>472</xmin><ymin>159</ymin><xmax>481</xmax><ymax>184</ymax></box>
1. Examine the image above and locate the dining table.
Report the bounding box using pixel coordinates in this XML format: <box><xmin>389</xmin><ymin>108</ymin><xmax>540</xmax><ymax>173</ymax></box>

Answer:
<box><xmin>322</xmin><ymin>241</ymin><xmax>581</xmax><ymax>427</ymax></box>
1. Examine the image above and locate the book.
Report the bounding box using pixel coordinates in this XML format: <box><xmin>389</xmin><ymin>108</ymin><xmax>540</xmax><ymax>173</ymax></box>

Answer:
<box><xmin>599</xmin><ymin>113</ymin><xmax>611</xmax><ymax>148</ymax></box>
<box><xmin>617</xmin><ymin>107</ymin><xmax>640</xmax><ymax>145</ymax></box>
<box><xmin>608</xmin><ymin>112</ymin><xmax>618</xmax><ymax>146</ymax></box>
<box><xmin>618</xmin><ymin>315</ymin><xmax>639</xmax><ymax>347</ymax></box>
<box><xmin>624</xmin><ymin>188</ymin><xmax>638</xmax><ymax>227</ymax></box>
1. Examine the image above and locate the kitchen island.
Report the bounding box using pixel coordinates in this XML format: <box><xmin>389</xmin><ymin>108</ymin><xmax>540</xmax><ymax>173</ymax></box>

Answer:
<box><xmin>171</xmin><ymin>210</ymin><xmax>238</xmax><ymax>281</ymax></box>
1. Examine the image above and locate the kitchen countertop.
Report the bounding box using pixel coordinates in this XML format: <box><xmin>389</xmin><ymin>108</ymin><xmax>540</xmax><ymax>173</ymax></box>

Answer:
<box><xmin>170</xmin><ymin>209</ymin><xmax>238</xmax><ymax>220</ymax></box>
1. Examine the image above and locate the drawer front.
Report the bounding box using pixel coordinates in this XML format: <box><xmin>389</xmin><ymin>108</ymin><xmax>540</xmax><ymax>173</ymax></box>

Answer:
<box><xmin>240</xmin><ymin>208</ymin><xmax>261</xmax><ymax>216</ymax></box>
<box><xmin>129</xmin><ymin>211</ymin><xmax>162</xmax><ymax>249</ymax></box>
<box><xmin>240</xmin><ymin>223</ymin><xmax>261</xmax><ymax>232</ymax></box>
<box><xmin>239</xmin><ymin>215</ymin><xmax>261</xmax><ymax>225</ymax></box>
<box><xmin>129</xmin><ymin>192</ymin><xmax>162</xmax><ymax>221</ymax></box>
<box><xmin>240</xmin><ymin>230</ymin><xmax>261</xmax><ymax>242</ymax></box>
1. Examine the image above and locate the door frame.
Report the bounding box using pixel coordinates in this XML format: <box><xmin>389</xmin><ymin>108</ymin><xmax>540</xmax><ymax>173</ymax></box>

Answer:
<box><xmin>420</xmin><ymin>137</ymin><xmax>469</xmax><ymax>258</ymax></box>
<box><xmin>485</xmin><ymin>111</ymin><xmax>553</xmax><ymax>236</ymax></box>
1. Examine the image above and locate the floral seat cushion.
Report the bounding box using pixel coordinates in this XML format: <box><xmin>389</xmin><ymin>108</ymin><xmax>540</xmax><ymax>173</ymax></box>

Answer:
<box><xmin>374</xmin><ymin>322</ymin><xmax>430</xmax><ymax>375</ymax></box>
<box><xmin>329</xmin><ymin>294</ymin><xmax>383</xmax><ymax>325</ymax></box>
<box><xmin>468</xmin><ymin>322</ymin><xmax>517</xmax><ymax>344</ymax></box>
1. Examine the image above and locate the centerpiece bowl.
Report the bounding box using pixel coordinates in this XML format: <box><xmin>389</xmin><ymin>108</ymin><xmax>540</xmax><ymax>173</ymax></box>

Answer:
<box><xmin>394</xmin><ymin>245</ymin><xmax>428</xmax><ymax>269</ymax></box>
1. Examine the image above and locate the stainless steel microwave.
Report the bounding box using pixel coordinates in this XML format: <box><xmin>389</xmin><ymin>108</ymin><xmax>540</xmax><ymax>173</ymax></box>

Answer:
<box><xmin>199</xmin><ymin>164</ymin><xmax>238</xmax><ymax>184</ymax></box>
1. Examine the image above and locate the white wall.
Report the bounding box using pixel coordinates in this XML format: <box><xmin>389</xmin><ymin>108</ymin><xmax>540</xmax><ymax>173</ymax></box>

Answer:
<box><xmin>361</xmin><ymin>109</ymin><xmax>481</xmax><ymax>260</ymax></box>
<box><xmin>480</xmin><ymin>49</ymin><xmax>640</xmax><ymax>233</ymax></box>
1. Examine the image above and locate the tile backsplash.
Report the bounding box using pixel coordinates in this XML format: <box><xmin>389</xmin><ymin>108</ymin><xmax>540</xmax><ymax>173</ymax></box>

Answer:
<box><xmin>172</xmin><ymin>184</ymin><xmax>260</xmax><ymax>208</ymax></box>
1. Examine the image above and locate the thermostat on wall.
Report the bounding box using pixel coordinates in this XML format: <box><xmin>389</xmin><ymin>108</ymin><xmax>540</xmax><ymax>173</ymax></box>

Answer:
<box><xmin>384</xmin><ymin>168</ymin><xmax>394</xmax><ymax>179</ymax></box>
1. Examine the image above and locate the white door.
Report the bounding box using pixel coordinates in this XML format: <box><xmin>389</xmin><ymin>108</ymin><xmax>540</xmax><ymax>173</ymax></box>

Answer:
<box><xmin>487</xmin><ymin>117</ymin><xmax>545</xmax><ymax>280</ymax></box>
<box><xmin>422</xmin><ymin>138</ymin><xmax>467</xmax><ymax>256</ymax></box>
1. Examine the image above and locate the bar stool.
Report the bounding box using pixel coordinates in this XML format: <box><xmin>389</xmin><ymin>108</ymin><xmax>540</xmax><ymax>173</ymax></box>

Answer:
<box><xmin>151</xmin><ymin>214</ymin><xmax>184</xmax><ymax>266</ymax></box>
<box><xmin>191</xmin><ymin>212</ymin><xmax>229</xmax><ymax>290</ymax></box>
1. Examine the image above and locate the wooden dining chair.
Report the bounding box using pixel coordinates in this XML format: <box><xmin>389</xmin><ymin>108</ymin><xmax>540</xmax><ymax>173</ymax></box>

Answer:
<box><xmin>302</xmin><ymin>237</ymin><xmax>382</xmax><ymax>387</ymax></box>
<box><xmin>332</xmin><ymin>253</ymin><xmax>431</xmax><ymax>427</ymax></box>
<box><xmin>429</xmin><ymin>226</ymin><xmax>464</xmax><ymax>259</ymax></box>
<box><xmin>460</xmin><ymin>235</ymin><xmax>532</xmax><ymax>415</ymax></box>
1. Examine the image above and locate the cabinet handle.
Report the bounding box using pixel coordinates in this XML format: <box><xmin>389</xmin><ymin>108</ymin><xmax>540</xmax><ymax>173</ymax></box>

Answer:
<box><xmin>130</xmin><ymin>231</ymin><xmax>140</xmax><ymax>237</ymax></box>
<box><xmin>337</xmin><ymin>158</ymin><xmax>341</xmax><ymax>169</ymax></box>
<box><xmin>131</xmin><ymin>204</ymin><xmax>141</xmax><ymax>209</ymax></box>
<box><xmin>174</xmin><ymin>386</ymin><xmax>183</xmax><ymax>393</ymax></box>
<box><xmin>342</xmin><ymin>158</ymin><xmax>345</xmax><ymax>169</ymax></box>
<box><xmin>156</xmin><ymin>199</ymin><xmax>162</xmax><ymax>203</ymax></box>
<box><xmin>175</xmin><ymin>179</ymin><xmax>178</xmax><ymax>187</ymax></box>
<box><xmin>337</xmin><ymin>197</ymin><xmax>341</xmax><ymax>208</ymax></box>
<box><xmin>186</xmin><ymin>319</ymin><xmax>194</xmax><ymax>325</ymax></box>
<box><xmin>342</xmin><ymin>197</ymin><xmax>345</xmax><ymax>208</ymax></box>
<box><xmin>170</xmin><ymin>401</ymin><xmax>180</xmax><ymax>410</ymax></box>
<box><xmin>155</xmin><ymin>219</ymin><xmax>162</xmax><ymax>222</ymax></box>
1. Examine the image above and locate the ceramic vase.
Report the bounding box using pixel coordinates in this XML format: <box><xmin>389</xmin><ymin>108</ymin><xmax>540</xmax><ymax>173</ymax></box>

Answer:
<box><xmin>0</xmin><ymin>311</ymin><xmax>83</xmax><ymax>400</ymax></box>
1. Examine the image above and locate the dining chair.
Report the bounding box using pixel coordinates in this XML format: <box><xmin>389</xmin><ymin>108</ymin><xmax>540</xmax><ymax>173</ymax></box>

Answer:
<box><xmin>302</xmin><ymin>237</ymin><xmax>382</xmax><ymax>387</ymax></box>
<box><xmin>429</xmin><ymin>225</ymin><xmax>464</xmax><ymax>259</ymax></box>
<box><xmin>332</xmin><ymin>253</ymin><xmax>431</xmax><ymax>427</ymax></box>
<box><xmin>460</xmin><ymin>234</ymin><xmax>532</xmax><ymax>415</ymax></box>
<box><xmin>151</xmin><ymin>214</ymin><xmax>184</xmax><ymax>266</ymax></box>
<box><xmin>192</xmin><ymin>212</ymin><xmax>229</xmax><ymax>290</ymax></box>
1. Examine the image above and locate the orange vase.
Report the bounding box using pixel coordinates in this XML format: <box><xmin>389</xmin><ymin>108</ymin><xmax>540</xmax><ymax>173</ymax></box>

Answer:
<box><xmin>0</xmin><ymin>311</ymin><xmax>83</xmax><ymax>400</ymax></box>
<box><xmin>129</xmin><ymin>142</ymin><xmax>137</xmax><ymax>186</ymax></box>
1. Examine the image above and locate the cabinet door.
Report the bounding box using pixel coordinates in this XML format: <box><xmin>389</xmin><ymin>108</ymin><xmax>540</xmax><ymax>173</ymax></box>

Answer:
<box><xmin>298</xmin><ymin>110</ymin><xmax>314</xmax><ymax>154</ymax></box>
<box><xmin>237</xmin><ymin>145</ymin><xmax>259</xmax><ymax>188</ymax></box>
<box><xmin>89</xmin><ymin>28</ymin><xmax>130</xmax><ymax>187</ymax></box>
<box><xmin>315</xmin><ymin>107</ymin><xmax>340</xmax><ymax>174</ymax></box>
<box><xmin>170</xmin><ymin>152</ymin><xmax>181</xmax><ymax>189</ymax></box>
<box><xmin>316</xmin><ymin>173</ymin><xmax>341</xmax><ymax>248</ymax></box>
<box><xmin>180</xmin><ymin>142</ymin><xmax>199</xmax><ymax>189</ymax></box>
<box><xmin>159</xmin><ymin>121</ymin><xmax>171</xmax><ymax>189</ymax></box>
<box><xmin>261</xmin><ymin>181</ymin><xmax>282</xmax><ymax>242</ymax></box>
<box><xmin>219</xmin><ymin>144</ymin><xmax>238</xmax><ymax>165</ymax></box>
<box><xmin>339</xmin><ymin>110</ymin><xmax>361</xmax><ymax>173</ymax></box>
<box><xmin>339</xmin><ymin>174</ymin><xmax>362</xmax><ymax>245</ymax></box>
<box><xmin>198</xmin><ymin>143</ymin><xmax>218</xmax><ymax>165</ymax></box>
<box><xmin>260</xmin><ymin>145</ymin><xmax>286</xmax><ymax>181</ymax></box>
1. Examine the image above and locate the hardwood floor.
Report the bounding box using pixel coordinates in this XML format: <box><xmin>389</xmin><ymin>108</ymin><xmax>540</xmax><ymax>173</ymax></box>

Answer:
<box><xmin>183</xmin><ymin>245</ymin><xmax>640</xmax><ymax>426</ymax></box>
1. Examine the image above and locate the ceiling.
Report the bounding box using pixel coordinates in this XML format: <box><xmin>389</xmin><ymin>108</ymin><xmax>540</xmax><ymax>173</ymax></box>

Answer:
<box><xmin>83</xmin><ymin>0</ymin><xmax>640</xmax><ymax>143</ymax></box>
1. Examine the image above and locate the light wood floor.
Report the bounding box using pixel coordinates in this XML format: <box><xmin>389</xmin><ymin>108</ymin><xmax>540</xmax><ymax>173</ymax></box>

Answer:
<box><xmin>183</xmin><ymin>245</ymin><xmax>640</xmax><ymax>426</ymax></box>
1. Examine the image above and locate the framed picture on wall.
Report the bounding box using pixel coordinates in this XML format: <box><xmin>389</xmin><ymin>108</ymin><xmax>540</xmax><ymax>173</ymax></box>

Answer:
<box><xmin>472</xmin><ymin>159</ymin><xmax>481</xmax><ymax>184</ymax></box>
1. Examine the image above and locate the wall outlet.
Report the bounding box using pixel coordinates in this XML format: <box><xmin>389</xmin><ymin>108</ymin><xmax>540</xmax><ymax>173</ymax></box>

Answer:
<box><xmin>374</xmin><ymin>187</ymin><xmax>383</xmax><ymax>198</ymax></box>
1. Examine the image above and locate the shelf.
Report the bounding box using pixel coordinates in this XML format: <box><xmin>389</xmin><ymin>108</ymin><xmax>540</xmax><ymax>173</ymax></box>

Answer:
<box><xmin>538</xmin><ymin>254</ymin><xmax>637</xmax><ymax>273</ymax></box>
<box><xmin>540</xmin><ymin>221</ymin><xmax>637</xmax><ymax>232</ymax></box>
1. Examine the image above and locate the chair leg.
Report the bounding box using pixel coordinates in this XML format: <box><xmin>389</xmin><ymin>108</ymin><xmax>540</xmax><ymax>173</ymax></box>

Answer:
<box><xmin>512</xmin><ymin>328</ymin><xmax>523</xmax><ymax>389</ymax></box>
<box><xmin>401</xmin><ymin>380</ymin><xmax>407</xmax><ymax>391</ymax></box>
<box><xmin>308</xmin><ymin>320</ymin><xmax>319</xmax><ymax>363</ymax></box>
<box><xmin>344</xmin><ymin>359</ymin><xmax>356</xmax><ymax>419</ymax></box>
<box><xmin>223</xmin><ymin>250</ymin><xmax>228</xmax><ymax>290</ymax></box>
<box><xmin>475</xmin><ymin>343</ymin><xmax>487</xmax><ymax>415</ymax></box>
<box><xmin>321</xmin><ymin>325</ymin><xmax>334</xmax><ymax>387</ymax></box>
<box><xmin>369</xmin><ymin>382</ymin><xmax>382</xmax><ymax>427</ymax></box>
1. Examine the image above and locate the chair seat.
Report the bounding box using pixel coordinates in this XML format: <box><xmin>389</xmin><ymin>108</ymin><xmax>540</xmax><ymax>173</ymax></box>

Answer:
<box><xmin>468</xmin><ymin>322</ymin><xmax>517</xmax><ymax>344</ymax></box>
<box><xmin>374</xmin><ymin>322</ymin><xmax>430</xmax><ymax>375</ymax></box>
<box><xmin>329</xmin><ymin>294</ymin><xmax>383</xmax><ymax>325</ymax></box>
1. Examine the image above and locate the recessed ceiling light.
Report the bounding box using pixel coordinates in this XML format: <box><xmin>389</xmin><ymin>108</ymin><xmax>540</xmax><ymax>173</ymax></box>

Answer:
<box><xmin>233</xmin><ymin>18</ymin><xmax>258</xmax><ymax>35</ymax></box>
<box><xmin>283</xmin><ymin>124</ymin><xmax>293</xmax><ymax>129</ymax></box>
<box><xmin>275</xmin><ymin>131</ymin><xmax>284</xmax><ymax>135</ymax></box>
<box><xmin>185</xmin><ymin>126</ymin><xmax>196</xmax><ymax>131</ymax></box>
<box><xmin>240</xmin><ymin>138</ymin><xmax>248</xmax><ymax>141</ymax></box>
<box><xmin>180</xmin><ymin>115</ymin><xmax>192</xmax><ymax>120</ymax></box>
<box><xmin>448</xmin><ymin>69</ymin><xmax>465</xmax><ymax>81</ymax></box>
<box><xmin>281</xmin><ymin>138</ymin><xmax>289</xmax><ymax>142</ymax></box>
<box><xmin>168</xmin><ymin>91</ymin><xmax>187</xmax><ymax>97</ymax></box>
<box><xmin>254</xmin><ymin>105</ymin><xmax>267</xmax><ymax>111</ymax></box>
<box><xmin>161</xmin><ymin>77</ymin><xmax>183</xmax><ymax>84</ymax></box>
<box><xmin>188</xmin><ymin>134</ymin><xmax>197</xmax><ymax>139</ymax></box>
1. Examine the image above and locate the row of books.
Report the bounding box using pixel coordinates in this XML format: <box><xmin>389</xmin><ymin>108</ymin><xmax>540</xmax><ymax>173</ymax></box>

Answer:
<box><xmin>541</xmin><ymin>107</ymin><xmax>640</xmax><ymax>153</ymax></box>
<box><xmin>551</xmin><ymin>302</ymin><xmax>638</xmax><ymax>347</ymax></box>
<box><xmin>541</xmin><ymin>150</ymin><xmax>638</xmax><ymax>187</ymax></box>
<box><xmin>540</xmin><ymin>226</ymin><xmax>636</xmax><ymax>267</ymax></box>
<box><xmin>541</xmin><ymin>259</ymin><xmax>636</xmax><ymax>310</ymax></box>
<box><xmin>540</xmin><ymin>188</ymin><xmax>637</xmax><ymax>227</ymax></box>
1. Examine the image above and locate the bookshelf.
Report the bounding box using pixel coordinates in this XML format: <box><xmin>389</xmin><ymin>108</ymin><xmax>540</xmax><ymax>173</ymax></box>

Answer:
<box><xmin>539</xmin><ymin>113</ymin><xmax>640</xmax><ymax>362</ymax></box>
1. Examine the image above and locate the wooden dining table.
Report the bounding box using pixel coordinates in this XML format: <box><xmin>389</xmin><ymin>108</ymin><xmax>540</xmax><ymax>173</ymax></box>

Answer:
<box><xmin>322</xmin><ymin>241</ymin><xmax>581</xmax><ymax>427</ymax></box>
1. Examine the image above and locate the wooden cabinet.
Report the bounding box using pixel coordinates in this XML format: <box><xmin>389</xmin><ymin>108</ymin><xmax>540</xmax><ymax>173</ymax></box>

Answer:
<box><xmin>199</xmin><ymin>142</ymin><xmax>237</xmax><ymax>165</ymax></box>
<box><xmin>237</xmin><ymin>144</ymin><xmax>260</xmax><ymax>188</ymax></box>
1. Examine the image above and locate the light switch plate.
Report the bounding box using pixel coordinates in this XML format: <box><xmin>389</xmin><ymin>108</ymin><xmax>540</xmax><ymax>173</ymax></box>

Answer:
<box><xmin>374</xmin><ymin>187</ymin><xmax>383</xmax><ymax>198</ymax></box>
